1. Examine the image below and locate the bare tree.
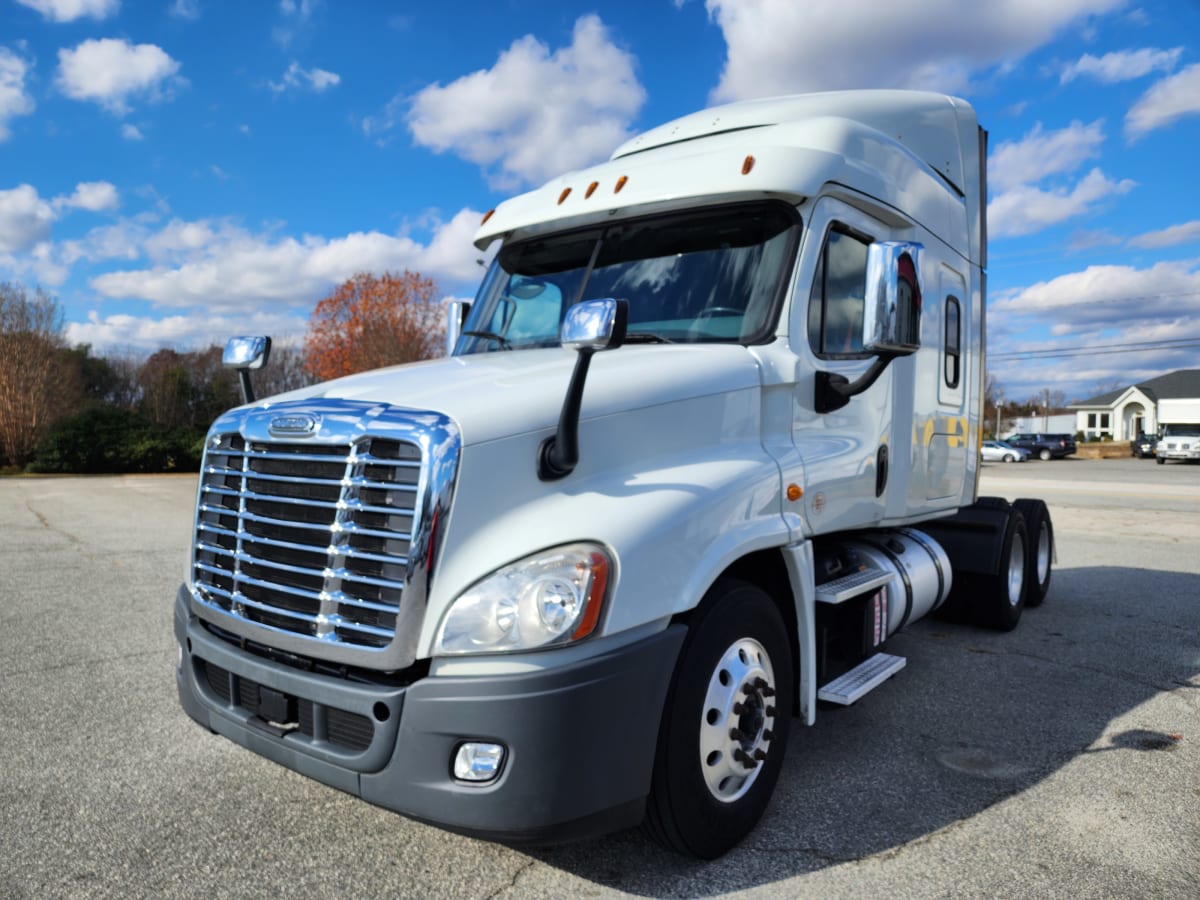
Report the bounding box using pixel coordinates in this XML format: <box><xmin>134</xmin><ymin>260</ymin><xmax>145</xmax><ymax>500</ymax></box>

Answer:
<box><xmin>253</xmin><ymin>341</ymin><xmax>315</xmax><ymax>399</ymax></box>
<box><xmin>0</xmin><ymin>283</ymin><xmax>72</xmax><ymax>467</ymax></box>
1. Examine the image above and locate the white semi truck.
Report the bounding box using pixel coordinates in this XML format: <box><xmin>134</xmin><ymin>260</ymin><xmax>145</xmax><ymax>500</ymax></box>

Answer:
<box><xmin>1156</xmin><ymin>398</ymin><xmax>1200</xmax><ymax>464</ymax></box>
<box><xmin>175</xmin><ymin>91</ymin><xmax>1055</xmax><ymax>858</ymax></box>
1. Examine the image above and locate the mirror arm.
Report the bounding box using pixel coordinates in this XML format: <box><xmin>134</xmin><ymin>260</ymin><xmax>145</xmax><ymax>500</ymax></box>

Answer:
<box><xmin>815</xmin><ymin>354</ymin><xmax>894</xmax><ymax>414</ymax></box>
<box><xmin>538</xmin><ymin>348</ymin><xmax>597</xmax><ymax>480</ymax></box>
<box><xmin>237</xmin><ymin>369</ymin><xmax>256</xmax><ymax>405</ymax></box>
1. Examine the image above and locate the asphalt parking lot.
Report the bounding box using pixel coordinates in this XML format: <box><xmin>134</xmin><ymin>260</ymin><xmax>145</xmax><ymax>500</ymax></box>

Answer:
<box><xmin>1</xmin><ymin>459</ymin><xmax>1198</xmax><ymax>898</ymax></box>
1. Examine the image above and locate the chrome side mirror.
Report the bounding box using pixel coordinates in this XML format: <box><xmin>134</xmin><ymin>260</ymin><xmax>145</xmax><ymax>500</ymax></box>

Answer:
<box><xmin>223</xmin><ymin>335</ymin><xmax>272</xmax><ymax>404</ymax></box>
<box><xmin>863</xmin><ymin>241</ymin><xmax>923</xmax><ymax>356</ymax></box>
<box><xmin>538</xmin><ymin>299</ymin><xmax>628</xmax><ymax>481</ymax></box>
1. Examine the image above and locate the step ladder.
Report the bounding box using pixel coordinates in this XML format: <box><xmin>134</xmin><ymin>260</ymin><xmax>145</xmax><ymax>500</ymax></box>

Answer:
<box><xmin>814</xmin><ymin>567</ymin><xmax>893</xmax><ymax>604</ymax></box>
<box><xmin>817</xmin><ymin>653</ymin><xmax>906</xmax><ymax>705</ymax></box>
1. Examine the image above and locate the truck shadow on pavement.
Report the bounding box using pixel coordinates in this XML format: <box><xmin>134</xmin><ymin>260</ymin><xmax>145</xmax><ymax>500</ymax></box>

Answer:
<box><xmin>520</xmin><ymin>564</ymin><xmax>1200</xmax><ymax>896</ymax></box>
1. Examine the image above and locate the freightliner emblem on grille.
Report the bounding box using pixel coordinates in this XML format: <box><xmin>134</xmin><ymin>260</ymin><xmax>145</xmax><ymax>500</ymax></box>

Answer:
<box><xmin>268</xmin><ymin>413</ymin><xmax>319</xmax><ymax>436</ymax></box>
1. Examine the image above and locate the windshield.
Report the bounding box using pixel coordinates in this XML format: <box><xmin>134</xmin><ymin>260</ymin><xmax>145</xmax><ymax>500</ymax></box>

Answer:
<box><xmin>1164</xmin><ymin>424</ymin><xmax>1200</xmax><ymax>436</ymax></box>
<box><xmin>457</xmin><ymin>202</ymin><xmax>799</xmax><ymax>353</ymax></box>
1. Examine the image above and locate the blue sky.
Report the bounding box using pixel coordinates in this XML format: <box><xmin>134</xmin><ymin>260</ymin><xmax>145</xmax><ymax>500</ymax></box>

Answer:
<box><xmin>1</xmin><ymin>0</ymin><xmax>1198</xmax><ymax>403</ymax></box>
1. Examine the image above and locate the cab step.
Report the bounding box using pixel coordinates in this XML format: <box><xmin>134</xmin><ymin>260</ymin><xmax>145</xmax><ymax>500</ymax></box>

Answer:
<box><xmin>815</xmin><ymin>568</ymin><xmax>892</xmax><ymax>605</ymax></box>
<box><xmin>817</xmin><ymin>652</ymin><xmax>906</xmax><ymax>705</ymax></box>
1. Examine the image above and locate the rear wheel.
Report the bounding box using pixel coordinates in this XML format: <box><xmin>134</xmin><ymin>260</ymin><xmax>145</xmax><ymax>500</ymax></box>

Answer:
<box><xmin>1013</xmin><ymin>499</ymin><xmax>1052</xmax><ymax>607</ymax></box>
<box><xmin>1003</xmin><ymin>453</ymin><xmax>1015</xmax><ymax>462</ymax></box>
<box><xmin>951</xmin><ymin>507</ymin><xmax>1028</xmax><ymax>631</ymax></box>
<box><xmin>644</xmin><ymin>579</ymin><xmax>793</xmax><ymax>859</ymax></box>
<box><xmin>1038</xmin><ymin>448</ymin><xmax>1052</xmax><ymax>461</ymax></box>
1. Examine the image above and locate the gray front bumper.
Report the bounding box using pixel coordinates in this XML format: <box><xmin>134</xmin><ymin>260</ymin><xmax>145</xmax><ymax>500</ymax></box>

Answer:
<box><xmin>174</xmin><ymin>586</ymin><xmax>685</xmax><ymax>842</ymax></box>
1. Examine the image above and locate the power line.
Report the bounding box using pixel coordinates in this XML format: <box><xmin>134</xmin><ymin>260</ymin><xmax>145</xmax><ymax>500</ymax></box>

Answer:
<box><xmin>991</xmin><ymin>336</ymin><xmax>1200</xmax><ymax>361</ymax></box>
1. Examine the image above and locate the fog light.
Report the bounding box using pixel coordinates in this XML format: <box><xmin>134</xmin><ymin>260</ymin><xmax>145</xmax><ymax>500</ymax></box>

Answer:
<box><xmin>453</xmin><ymin>742</ymin><xmax>506</xmax><ymax>782</ymax></box>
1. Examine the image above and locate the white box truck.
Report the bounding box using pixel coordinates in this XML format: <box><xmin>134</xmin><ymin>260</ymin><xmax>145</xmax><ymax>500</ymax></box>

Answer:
<box><xmin>1156</xmin><ymin>398</ymin><xmax>1200</xmax><ymax>463</ymax></box>
<box><xmin>176</xmin><ymin>91</ymin><xmax>1055</xmax><ymax>858</ymax></box>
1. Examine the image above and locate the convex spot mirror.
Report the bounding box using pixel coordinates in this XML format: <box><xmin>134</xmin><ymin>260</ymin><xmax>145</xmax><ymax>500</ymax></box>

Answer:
<box><xmin>862</xmin><ymin>241</ymin><xmax>923</xmax><ymax>356</ymax></box>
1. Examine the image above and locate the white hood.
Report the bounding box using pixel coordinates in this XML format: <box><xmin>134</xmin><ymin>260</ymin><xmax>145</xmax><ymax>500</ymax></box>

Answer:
<box><xmin>258</xmin><ymin>344</ymin><xmax>764</xmax><ymax>446</ymax></box>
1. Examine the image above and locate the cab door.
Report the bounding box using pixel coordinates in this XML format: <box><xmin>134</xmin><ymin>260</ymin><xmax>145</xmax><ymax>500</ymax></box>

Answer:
<box><xmin>793</xmin><ymin>196</ymin><xmax>906</xmax><ymax>533</ymax></box>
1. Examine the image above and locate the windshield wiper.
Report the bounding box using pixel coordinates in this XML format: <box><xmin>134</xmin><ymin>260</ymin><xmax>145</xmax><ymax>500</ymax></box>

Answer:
<box><xmin>462</xmin><ymin>330</ymin><xmax>511</xmax><ymax>349</ymax></box>
<box><xmin>623</xmin><ymin>332</ymin><xmax>673</xmax><ymax>344</ymax></box>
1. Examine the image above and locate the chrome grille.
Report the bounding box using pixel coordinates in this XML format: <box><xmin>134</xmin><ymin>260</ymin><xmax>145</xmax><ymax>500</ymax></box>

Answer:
<box><xmin>193</xmin><ymin>434</ymin><xmax>423</xmax><ymax>649</ymax></box>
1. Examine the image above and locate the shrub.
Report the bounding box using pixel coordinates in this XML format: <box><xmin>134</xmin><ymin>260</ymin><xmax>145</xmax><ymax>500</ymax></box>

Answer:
<box><xmin>27</xmin><ymin>406</ymin><xmax>205</xmax><ymax>474</ymax></box>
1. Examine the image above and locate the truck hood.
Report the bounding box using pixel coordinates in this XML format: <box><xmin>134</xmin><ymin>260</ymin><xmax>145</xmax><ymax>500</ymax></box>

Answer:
<box><xmin>257</xmin><ymin>345</ymin><xmax>764</xmax><ymax>446</ymax></box>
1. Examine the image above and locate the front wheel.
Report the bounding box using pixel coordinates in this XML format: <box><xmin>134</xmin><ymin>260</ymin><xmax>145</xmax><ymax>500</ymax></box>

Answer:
<box><xmin>1039</xmin><ymin>448</ymin><xmax>1052</xmax><ymax>461</ymax></box>
<box><xmin>644</xmin><ymin>579</ymin><xmax>793</xmax><ymax>859</ymax></box>
<box><xmin>1157</xmin><ymin>456</ymin><xmax>1165</xmax><ymax>465</ymax></box>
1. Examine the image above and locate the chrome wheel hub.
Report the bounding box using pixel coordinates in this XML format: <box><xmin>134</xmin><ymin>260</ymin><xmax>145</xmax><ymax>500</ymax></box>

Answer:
<box><xmin>699</xmin><ymin>637</ymin><xmax>777</xmax><ymax>803</ymax></box>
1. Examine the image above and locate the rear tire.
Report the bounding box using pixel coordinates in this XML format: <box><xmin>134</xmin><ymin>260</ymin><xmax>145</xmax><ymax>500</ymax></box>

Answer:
<box><xmin>1038</xmin><ymin>448</ymin><xmax>1051</xmax><ymax>461</ymax></box>
<box><xmin>1003</xmin><ymin>453</ymin><xmax>1015</xmax><ymax>462</ymax></box>
<box><xmin>1013</xmin><ymin>499</ymin><xmax>1052</xmax><ymax>607</ymax></box>
<box><xmin>644</xmin><ymin>579</ymin><xmax>793</xmax><ymax>859</ymax></box>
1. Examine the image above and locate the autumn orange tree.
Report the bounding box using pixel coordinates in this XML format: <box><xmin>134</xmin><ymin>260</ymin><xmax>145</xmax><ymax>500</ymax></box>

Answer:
<box><xmin>303</xmin><ymin>271</ymin><xmax>444</xmax><ymax>381</ymax></box>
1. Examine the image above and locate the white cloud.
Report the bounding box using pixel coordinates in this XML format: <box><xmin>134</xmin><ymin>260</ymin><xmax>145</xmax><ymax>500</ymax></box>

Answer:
<box><xmin>89</xmin><ymin>208</ymin><xmax>486</xmax><ymax>311</ymax></box>
<box><xmin>0</xmin><ymin>48</ymin><xmax>35</xmax><ymax>141</ymax></box>
<box><xmin>1128</xmin><ymin>220</ymin><xmax>1200</xmax><ymax>250</ymax></box>
<box><xmin>56</xmin><ymin>38</ymin><xmax>182</xmax><ymax>115</ymax></box>
<box><xmin>270</xmin><ymin>61</ymin><xmax>340</xmax><ymax>93</ymax></box>
<box><xmin>989</xmin><ymin>120</ymin><xmax>1105</xmax><ymax>191</ymax></box>
<box><xmin>14</xmin><ymin>0</ymin><xmax>118</xmax><ymax>22</ymax></box>
<box><xmin>170</xmin><ymin>0</ymin><xmax>200</xmax><ymax>20</ymax></box>
<box><xmin>0</xmin><ymin>184</ymin><xmax>56</xmax><ymax>252</ymax></box>
<box><xmin>987</xmin><ymin>260</ymin><xmax>1200</xmax><ymax>400</ymax></box>
<box><xmin>704</xmin><ymin>0</ymin><xmax>1126</xmax><ymax>101</ymax></box>
<box><xmin>404</xmin><ymin>15</ymin><xmax>646</xmax><ymax>189</ymax></box>
<box><xmin>66</xmin><ymin>309</ymin><xmax>310</xmax><ymax>354</ymax></box>
<box><xmin>121</xmin><ymin>123</ymin><xmax>143</xmax><ymax>141</ymax></box>
<box><xmin>989</xmin><ymin>168</ymin><xmax>1136</xmax><ymax>238</ymax></box>
<box><xmin>1125</xmin><ymin>63</ymin><xmax>1200</xmax><ymax>140</ymax></box>
<box><xmin>274</xmin><ymin>0</ymin><xmax>321</xmax><ymax>47</ymax></box>
<box><xmin>994</xmin><ymin>260</ymin><xmax>1200</xmax><ymax>322</ymax></box>
<box><xmin>1060</xmin><ymin>47</ymin><xmax>1183</xmax><ymax>84</ymax></box>
<box><xmin>53</xmin><ymin>180</ymin><xmax>120</xmax><ymax>213</ymax></box>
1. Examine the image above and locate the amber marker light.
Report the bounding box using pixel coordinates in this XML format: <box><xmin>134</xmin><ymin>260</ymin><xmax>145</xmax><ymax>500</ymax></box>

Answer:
<box><xmin>614</xmin><ymin>175</ymin><xmax>628</xmax><ymax>193</ymax></box>
<box><xmin>480</xmin><ymin>208</ymin><xmax>495</xmax><ymax>225</ymax></box>
<box><xmin>585</xmin><ymin>181</ymin><xmax>599</xmax><ymax>199</ymax></box>
<box><xmin>787</xmin><ymin>484</ymin><xmax>803</xmax><ymax>502</ymax></box>
<box><xmin>742</xmin><ymin>155</ymin><xmax>756</xmax><ymax>175</ymax></box>
<box><xmin>557</xmin><ymin>187</ymin><xmax>572</xmax><ymax>205</ymax></box>
<box><xmin>570</xmin><ymin>553</ymin><xmax>610</xmax><ymax>641</ymax></box>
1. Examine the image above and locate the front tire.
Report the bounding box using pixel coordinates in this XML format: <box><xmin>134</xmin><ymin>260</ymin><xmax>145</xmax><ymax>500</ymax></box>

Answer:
<box><xmin>1039</xmin><ymin>448</ymin><xmax>1052</xmax><ymax>461</ymax></box>
<box><xmin>644</xmin><ymin>579</ymin><xmax>793</xmax><ymax>859</ymax></box>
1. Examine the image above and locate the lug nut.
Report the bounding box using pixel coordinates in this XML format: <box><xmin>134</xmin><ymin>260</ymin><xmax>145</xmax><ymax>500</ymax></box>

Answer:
<box><xmin>766</xmin><ymin>705</ymin><xmax>776</xmax><ymax>716</ymax></box>
<box><xmin>763</xmin><ymin>729</ymin><xmax>774</xmax><ymax>741</ymax></box>
<box><xmin>754</xmin><ymin>749</ymin><xmax>767</xmax><ymax>761</ymax></box>
<box><xmin>729</xmin><ymin>727</ymin><xmax>744</xmax><ymax>741</ymax></box>
<box><xmin>762</xmin><ymin>686</ymin><xmax>776</xmax><ymax>698</ymax></box>
<box><xmin>732</xmin><ymin>702</ymin><xmax>745</xmax><ymax>715</ymax></box>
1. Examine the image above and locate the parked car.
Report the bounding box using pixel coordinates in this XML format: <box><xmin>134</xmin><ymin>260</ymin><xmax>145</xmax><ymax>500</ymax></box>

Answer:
<box><xmin>981</xmin><ymin>440</ymin><xmax>1030</xmax><ymax>463</ymax></box>
<box><xmin>1131</xmin><ymin>433</ymin><xmax>1157</xmax><ymax>458</ymax></box>
<box><xmin>1005</xmin><ymin>432</ymin><xmax>1077</xmax><ymax>460</ymax></box>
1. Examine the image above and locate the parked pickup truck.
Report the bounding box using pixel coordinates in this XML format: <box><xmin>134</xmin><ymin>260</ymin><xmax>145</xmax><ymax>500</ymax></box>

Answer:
<box><xmin>1005</xmin><ymin>432</ymin><xmax>1076</xmax><ymax>460</ymax></box>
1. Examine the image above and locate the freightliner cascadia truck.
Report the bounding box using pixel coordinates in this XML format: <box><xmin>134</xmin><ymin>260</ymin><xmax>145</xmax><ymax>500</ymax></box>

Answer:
<box><xmin>175</xmin><ymin>90</ymin><xmax>1055</xmax><ymax>859</ymax></box>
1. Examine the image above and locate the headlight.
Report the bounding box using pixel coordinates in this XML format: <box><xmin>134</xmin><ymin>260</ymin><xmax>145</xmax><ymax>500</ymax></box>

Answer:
<box><xmin>434</xmin><ymin>543</ymin><xmax>611</xmax><ymax>655</ymax></box>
